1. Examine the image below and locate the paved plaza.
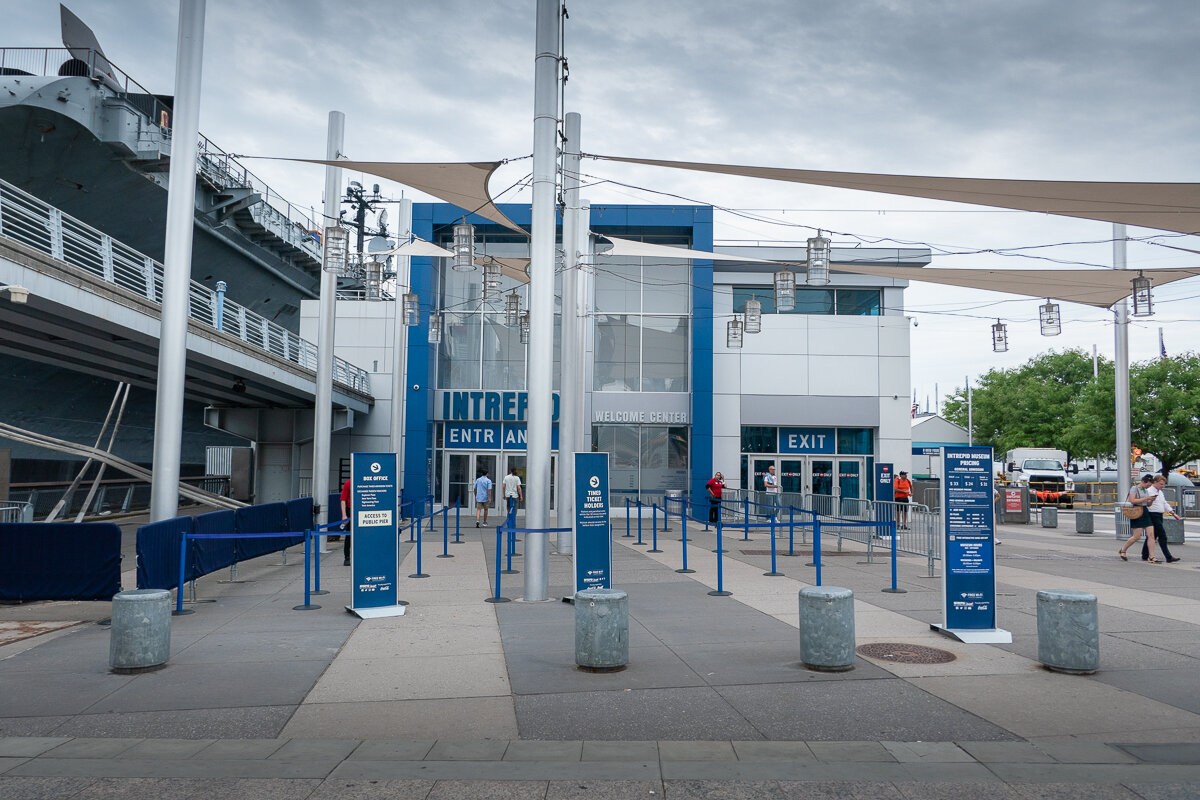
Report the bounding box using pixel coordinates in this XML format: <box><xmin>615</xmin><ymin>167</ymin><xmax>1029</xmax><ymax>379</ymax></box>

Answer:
<box><xmin>2</xmin><ymin>510</ymin><xmax>1199</xmax><ymax>798</ymax></box>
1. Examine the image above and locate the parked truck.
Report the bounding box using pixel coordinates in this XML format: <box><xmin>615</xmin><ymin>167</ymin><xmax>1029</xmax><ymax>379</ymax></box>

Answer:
<box><xmin>1004</xmin><ymin>448</ymin><xmax>1076</xmax><ymax>507</ymax></box>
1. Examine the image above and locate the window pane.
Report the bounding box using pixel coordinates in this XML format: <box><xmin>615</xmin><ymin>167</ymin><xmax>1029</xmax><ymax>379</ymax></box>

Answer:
<box><xmin>482</xmin><ymin>314</ymin><xmax>524</xmax><ymax>390</ymax></box>
<box><xmin>794</xmin><ymin>288</ymin><xmax>834</xmax><ymax>314</ymax></box>
<box><xmin>594</xmin><ymin>257</ymin><xmax>640</xmax><ymax>313</ymax></box>
<box><xmin>733</xmin><ymin>287</ymin><xmax>775</xmax><ymax>314</ymax></box>
<box><xmin>643</xmin><ymin>262</ymin><xmax>690</xmax><ymax>313</ymax></box>
<box><xmin>594</xmin><ymin>314</ymin><xmax>640</xmax><ymax>391</ymax></box>
<box><xmin>438</xmin><ymin>312</ymin><xmax>481</xmax><ymax>389</ymax></box>
<box><xmin>836</xmin><ymin>428</ymin><xmax>874</xmax><ymax>455</ymax></box>
<box><xmin>741</xmin><ymin>426</ymin><xmax>778</xmax><ymax>453</ymax></box>
<box><xmin>836</xmin><ymin>289</ymin><xmax>881</xmax><ymax>316</ymax></box>
<box><xmin>640</xmin><ymin>315</ymin><xmax>688</xmax><ymax>392</ymax></box>
<box><xmin>592</xmin><ymin>424</ymin><xmax>640</xmax><ymax>502</ymax></box>
<box><xmin>439</xmin><ymin>259</ymin><xmax>483</xmax><ymax>309</ymax></box>
<box><xmin>640</xmin><ymin>425</ymin><xmax>689</xmax><ymax>495</ymax></box>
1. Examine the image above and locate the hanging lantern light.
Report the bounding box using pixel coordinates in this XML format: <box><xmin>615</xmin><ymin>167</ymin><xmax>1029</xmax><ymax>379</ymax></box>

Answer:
<box><xmin>1131</xmin><ymin>271</ymin><xmax>1153</xmax><ymax>317</ymax></box>
<box><xmin>991</xmin><ymin>319</ymin><xmax>1008</xmax><ymax>352</ymax></box>
<box><xmin>1038</xmin><ymin>299</ymin><xmax>1061</xmax><ymax>336</ymax></box>
<box><xmin>321</xmin><ymin>225</ymin><xmax>350</xmax><ymax>275</ymax></box>
<box><xmin>483</xmin><ymin>258</ymin><xmax>502</xmax><ymax>302</ymax></box>
<box><xmin>452</xmin><ymin>222</ymin><xmax>475</xmax><ymax>271</ymax></box>
<box><xmin>427</xmin><ymin>312</ymin><xmax>442</xmax><ymax>344</ymax></box>
<box><xmin>727</xmin><ymin>316</ymin><xmax>744</xmax><ymax>349</ymax></box>
<box><xmin>773</xmin><ymin>269</ymin><xmax>796</xmax><ymax>311</ymax></box>
<box><xmin>505</xmin><ymin>290</ymin><xmax>521</xmax><ymax>326</ymax></box>
<box><xmin>743</xmin><ymin>296</ymin><xmax>762</xmax><ymax>334</ymax></box>
<box><xmin>401</xmin><ymin>292</ymin><xmax>420</xmax><ymax>326</ymax></box>
<box><xmin>519</xmin><ymin>310</ymin><xmax>530</xmax><ymax>344</ymax></box>
<box><xmin>805</xmin><ymin>230</ymin><xmax>831</xmax><ymax>286</ymax></box>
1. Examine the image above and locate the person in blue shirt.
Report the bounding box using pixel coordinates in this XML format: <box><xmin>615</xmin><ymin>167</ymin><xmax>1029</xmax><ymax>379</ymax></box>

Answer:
<box><xmin>473</xmin><ymin>468</ymin><xmax>494</xmax><ymax>527</ymax></box>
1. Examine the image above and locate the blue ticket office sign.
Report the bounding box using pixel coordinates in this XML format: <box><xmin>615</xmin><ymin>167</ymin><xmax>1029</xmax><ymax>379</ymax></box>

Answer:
<box><xmin>348</xmin><ymin>452</ymin><xmax>403</xmax><ymax>618</ymax></box>
<box><xmin>934</xmin><ymin>445</ymin><xmax>1010</xmax><ymax>643</ymax></box>
<box><xmin>574</xmin><ymin>452</ymin><xmax>612</xmax><ymax>594</ymax></box>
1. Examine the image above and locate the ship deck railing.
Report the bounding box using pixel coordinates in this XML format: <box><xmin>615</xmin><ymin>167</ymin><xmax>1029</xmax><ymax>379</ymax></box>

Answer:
<box><xmin>0</xmin><ymin>177</ymin><xmax>370</xmax><ymax>395</ymax></box>
<box><xmin>1</xmin><ymin>47</ymin><xmax>322</xmax><ymax>262</ymax></box>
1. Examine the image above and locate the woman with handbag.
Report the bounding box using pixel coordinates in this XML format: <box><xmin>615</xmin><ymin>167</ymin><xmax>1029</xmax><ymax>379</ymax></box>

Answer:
<box><xmin>1118</xmin><ymin>474</ymin><xmax>1156</xmax><ymax>562</ymax></box>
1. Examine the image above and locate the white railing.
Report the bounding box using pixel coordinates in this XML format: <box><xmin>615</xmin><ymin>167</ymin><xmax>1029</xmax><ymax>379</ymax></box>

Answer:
<box><xmin>0</xmin><ymin>178</ymin><xmax>370</xmax><ymax>395</ymax></box>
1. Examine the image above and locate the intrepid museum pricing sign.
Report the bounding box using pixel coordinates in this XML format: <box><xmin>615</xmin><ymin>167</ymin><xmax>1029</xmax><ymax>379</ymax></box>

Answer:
<box><xmin>574</xmin><ymin>452</ymin><xmax>612</xmax><ymax>594</ymax></box>
<box><xmin>935</xmin><ymin>445</ymin><xmax>1010</xmax><ymax>643</ymax></box>
<box><xmin>349</xmin><ymin>451</ymin><xmax>400</xmax><ymax>615</ymax></box>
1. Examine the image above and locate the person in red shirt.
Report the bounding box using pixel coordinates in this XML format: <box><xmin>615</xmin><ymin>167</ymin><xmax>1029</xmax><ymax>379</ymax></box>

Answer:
<box><xmin>706</xmin><ymin>472</ymin><xmax>724</xmax><ymax>527</ymax></box>
<box><xmin>339</xmin><ymin>478</ymin><xmax>352</xmax><ymax>565</ymax></box>
<box><xmin>893</xmin><ymin>470</ymin><xmax>913</xmax><ymax>529</ymax></box>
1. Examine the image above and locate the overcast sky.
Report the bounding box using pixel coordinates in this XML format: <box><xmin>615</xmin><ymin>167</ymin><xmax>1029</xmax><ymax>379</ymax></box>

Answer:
<box><xmin>8</xmin><ymin>0</ymin><xmax>1200</xmax><ymax>410</ymax></box>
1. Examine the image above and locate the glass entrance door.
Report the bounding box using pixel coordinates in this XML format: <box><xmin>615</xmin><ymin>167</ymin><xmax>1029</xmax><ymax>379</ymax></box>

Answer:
<box><xmin>838</xmin><ymin>458</ymin><xmax>864</xmax><ymax>515</ymax></box>
<box><xmin>447</xmin><ymin>453</ymin><xmax>472</xmax><ymax>512</ymax></box>
<box><xmin>502</xmin><ymin>454</ymin><xmax>526</xmax><ymax>518</ymax></box>
<box><xmin>810</xmin><ymin>459</ymin><xmax>835</xmax><ymax>516</ymax></box>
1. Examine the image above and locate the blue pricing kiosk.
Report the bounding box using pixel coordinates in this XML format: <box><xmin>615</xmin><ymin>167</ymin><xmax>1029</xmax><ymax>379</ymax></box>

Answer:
<box><xmin>346</xmin><ymin>451</ymin><xmax>405</xmax><ymax>619</ymax></box>
<box><xmin>932</xmin><ymin>445</ymin><xmax>1010</xmax><ymax>643</ymax></box>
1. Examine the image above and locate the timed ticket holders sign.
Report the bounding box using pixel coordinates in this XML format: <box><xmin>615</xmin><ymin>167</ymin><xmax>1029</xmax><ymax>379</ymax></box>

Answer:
<box><xmin>573</xmin><ymin>452</ymin><xmax>612</xmax><ymax>595</ymax></box>
<box><xmin>933</xmin><ymin>445</ymin><xmax>1010</xmax><ymax>643</ymax></box>
<box><xmin>347</xmin><ymin>451</ymin><xmax>404</xmax><ymax>619</ymax></box>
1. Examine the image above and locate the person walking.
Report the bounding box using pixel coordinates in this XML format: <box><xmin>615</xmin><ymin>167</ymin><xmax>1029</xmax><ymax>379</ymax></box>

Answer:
<box><xmin>1118</xmin><ymin>474</ymin><xmax>1156</xmax><ymax>562</ymax></box>
<box><xmin>894</xmin><ymin>470</ymin><xmax>913</xmax><ymax>529</ymax></box>
<box><xmin>502</xmin><ymin>465</ymin><xmax>523</xmax><ymax>519</ymax></box>
<box><xmin>473</xmin><ymin>468</ymin><xmax>494</xmax><ymax>528</ymax></box>
<box><xmin>1146</xmin><ymin>474</ymin><xmax>1182</xmax><ymax>563</ymax></box>
<box><xmin>706</xmin><ymin>471</ymin><xmax>724</xmax><ymax>528</ymax></box>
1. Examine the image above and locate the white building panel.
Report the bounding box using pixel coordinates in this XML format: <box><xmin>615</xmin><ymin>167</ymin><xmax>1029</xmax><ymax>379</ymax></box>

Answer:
<box><xmin>807</xmin><ymin>320</ymin><xmax>878</xmax><ymax>356</ymax></box>
<box><xmin>809</xmin><ymin>355</ymin><xmax>879</xmax><ymax>396</ymax></box>
<box><xmin>741</xmin><ymin>353</ymin><xmax>810</xmax><ymax>395</ymax></box>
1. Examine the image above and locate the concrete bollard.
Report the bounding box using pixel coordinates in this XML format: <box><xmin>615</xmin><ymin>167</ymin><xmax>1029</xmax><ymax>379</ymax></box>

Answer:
<box><xmin>1036</xmin><ymin>589</ymin><xmax>1099</xmax><ymax>674</ymax></box>
<box><xmin>1074</xmin><ymin>511</ymin><xmax>1094</xmax><ymax>534</ymax></box>
<box><xmin>1040</xmin><ymin>507</ymin><xmax>1058</xmax><ymax>528</ymax></box>
<box><xmin>575</xmin><ymin>587</ymin><xmax>628</xmax><ymax>672</ymax></box>
<box><xmin>109</xmin><ymin>589</ymin><xmax>172</xmax><ymax>672</ymax></box>
<box><xmin>798</xmin><ymin>586</ymin><xmax>855</xmax><ymax>671</ymax></box>
<box><xmin>1164</xmin><ymin>516</ymin><xmax>1185</xmax><ymax>544</ymax></box>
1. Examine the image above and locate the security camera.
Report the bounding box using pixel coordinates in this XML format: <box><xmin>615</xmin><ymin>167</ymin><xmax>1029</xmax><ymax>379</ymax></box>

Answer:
<box><xmin>912</xmin><ymin>318</ymin><xmax>919</xmax><ymax>328</ymax></box>
<box><xmin>412</xmin><ymin>384</ymin><xmax>420</xmax><ymax>391</ymax></box>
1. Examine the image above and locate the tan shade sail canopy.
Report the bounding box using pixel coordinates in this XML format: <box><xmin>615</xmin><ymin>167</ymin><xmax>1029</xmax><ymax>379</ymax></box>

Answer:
<box><xmin>299</xmin><ymin>159</ymin><xmax>526</xmax><ymax>234</ymax></box>
<box><xmin>378</xmin><ymin>237</ymin><xmax>455</xmax><ymax>258</ymax></box>
<box><xmin>593</xmin><ymin>156</ymin><xmax>1200</xmax><ymax>236</ymax></box>
<box><xmin>830</xmin><ymin>264</ymin><xmax>1200</xmax><ymax>308</ymax></box>
<box><xmin>597</xmin><ymin>234</ymin><xmax>776</xmax><ymax>263</ymax></box>
<box><xmin>475</xmin><ymin>256</ymin><xmax>531</xmax><ymax>282</ymax></box>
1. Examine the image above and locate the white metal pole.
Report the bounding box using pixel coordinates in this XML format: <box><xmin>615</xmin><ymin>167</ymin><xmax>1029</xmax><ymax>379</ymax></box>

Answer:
<box><xmin>313</xmin><ymin>111</ymin><xmax>345</xmax><ymax>547</ymax></box>
<box><xmin>523</xmin><ymin>0</ymin><xmax>560</xmax><ymax>601</ymax></box>
<box><xmin>1092</xmin><ymin>343</ymin><xmax>1099</xmax><ymax>379</ymax></box>
<box><xmin>150</xmin><ymin>0</ymin><xmax>206</xmax><ymax>522</ymax></box>
<box><xmin>1113</xmin><ymin>223</ymin><xmax>1132</xmax><ymax>510</ymax></box>
<box><xmin>390</xmin><ymin>198</ymin><xmax>413</xmax><ymax>465</ymax></box>
<box><xmin>557</xmin><ymin>112</ymin><xmax>582</xmax><ymax>555</ymax></box>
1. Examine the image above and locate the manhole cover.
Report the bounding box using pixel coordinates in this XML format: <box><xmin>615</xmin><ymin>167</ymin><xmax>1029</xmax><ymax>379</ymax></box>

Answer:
<box><xmin>856</xmin><ymin>642</ymin><xmax>956</xmax><ymax>664</ymax></box>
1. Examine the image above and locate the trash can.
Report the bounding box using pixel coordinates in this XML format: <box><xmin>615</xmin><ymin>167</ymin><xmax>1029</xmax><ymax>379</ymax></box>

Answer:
<box><xmin>1036</xmin><ymin>589</ymin><xmax>1099</xmax><ymax>674</ymax></box>
<box><xmin>1164</xmin><ymin>516</ymin><xmax>1185</xmax><ymax>544</ymax></box>
<box><xmin>1040</xmin><ymin>507</ymin><xmax>1058</xmax><ymax>528</ymax></box>
<box><xmin>798</xmin><ymin>586</ymin><xmax>855</xmax><ymax>671</ymax></box>
<box><xmin>109</xmin><ymin>589</ymin><xmax>171</xmax><ymax>672</ymax></box>
<box><xmin>1074</xmin><ymin>511</ymin><xmax>1094</xmax><ymax>534</ymax></box>
<box><xmin>575</xmin><ymin>587</ymin><xmax>628</xmax><ymax>671</ymax></box>
<box><xmin>664</xmin><ymin>489</ymin><xmax>684</xmax><ymax>530</ymax></box>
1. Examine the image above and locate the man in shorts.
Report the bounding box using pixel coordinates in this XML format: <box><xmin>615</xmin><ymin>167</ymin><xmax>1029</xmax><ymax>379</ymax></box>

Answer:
<box><xmin>474</xmin><ymin>468</ymin><xmax>494</xmax><ymax>527</ymax></box>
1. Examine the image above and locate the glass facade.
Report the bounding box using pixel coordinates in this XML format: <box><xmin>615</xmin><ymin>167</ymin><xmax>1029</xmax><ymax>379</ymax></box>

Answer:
<box><xmin>732</xmin><ymin>287</ymin><xmax>881</xmax><ymax>316</ymax></box>
<box><xmin>592</xmin><ymin>424</ymin><xmax>689</xmax><ymax>502</ymax></box>
<box><xmin>593</xmin><ymin>256</ymin><xmax>690</xmax><ymax>392</ymax></box>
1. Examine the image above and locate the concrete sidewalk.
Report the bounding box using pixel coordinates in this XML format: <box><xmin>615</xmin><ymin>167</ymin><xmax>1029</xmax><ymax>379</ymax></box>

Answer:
<box><xmin>2</xmin><ymin>511</ymin><xmax>1199</xmax><ymax>797</ymax></box>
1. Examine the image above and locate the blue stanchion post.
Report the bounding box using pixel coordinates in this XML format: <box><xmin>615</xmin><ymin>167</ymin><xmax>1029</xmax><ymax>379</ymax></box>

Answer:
<box><xmin>743</xmin><ymin>495</ymin><xmax>750</xmax><ymax>541</ymax></box>
<box><xmin>650</xmin><ymin>503</ymin><xmax>662</xmax><ymax>553</ymax></box>
<box><xmin>786</xmin><ymin>505</ymin><xmax>796</xmax><ymax>556</ymax></box>
<box><xmin>293</xmin><ymin>530</ymin><xmax>321</xmax><ymax>610</ymax></box>
<box><xmin>454</xmin><ymin>498</ymin><xmax>462</xmax><ymax>543</ymax></box>
<box><xmin>173</xmin><ymin>530</ymin><xmax>192</xmax><ymax>615</ymax></box>
<box><xmin>636</xmin><ymin>501</ymin><xmax>644</xmax><ymax>545</ymax></box>
<box><xmin>625</xmin><ymin>498</ymin><xmax>632</xmax><ymax>537</ymax></box>
<box><xmin>814</xmin><ymin>517</ymin><xmax>823</xmax><ymax>587</ymax></box>
<box><xmin>410</xmin><ymin>515</ymin><xmax>429</xmax><ymax>578</ymax></box>
<box><xmin>677</xmin><ymin>502</ymin><xmax>694</xmax><ymax>573</ymax></box>
<box><xmin>485</xmin><ymin>524</ymin><xmax>510</xmax><ymax>603</ymax></box>
<box><xmin>882</xmin><ymin>519</ymin><xmax>906</xmax><ymax>593</ymax></box>
<box><xmin>765</xmin><ymin>510</ymin><xmax>782</xmax><ymax>576</ymax></box>
<box><xmin>503</xmin><ymin>511</ymin><xmax>518</xmax><ymax>575</ymax></box>
<box><xmin>438</xmin><ymin>505</ymin><xmax>453</xmax><ymax>558</ymax></box>
<box><xmin>708</xmin><ymin>515</ymin><xmax>731</xmax><ymax>596</ymax></box>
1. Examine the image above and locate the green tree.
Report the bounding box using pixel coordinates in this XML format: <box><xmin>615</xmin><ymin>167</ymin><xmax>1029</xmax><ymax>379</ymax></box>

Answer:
<box><xmin>1129</xmin><ymin>353</ymin><xmax>1200</xmax><ymax>475</ymax></box>
<box><xmin>944</xmin><ymin>349</ymin><xmax>1108</xmax><ymax>458</ymax></box>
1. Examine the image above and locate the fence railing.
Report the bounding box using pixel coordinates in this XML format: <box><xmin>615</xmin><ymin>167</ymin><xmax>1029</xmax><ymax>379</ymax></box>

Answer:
<box><xmin>0</xmin><ymin>501</ymin><xmax>33</xmax><ymax>523</ymax></box>
<box><xmin>0</xmin><ymin>178</ymin><xmax>370</xmax><ymax>394</ymax></box>
<box><xmin>12</xmin><ymin>477</ymin><xmax>231</xmax><ymax>520</ymax></box>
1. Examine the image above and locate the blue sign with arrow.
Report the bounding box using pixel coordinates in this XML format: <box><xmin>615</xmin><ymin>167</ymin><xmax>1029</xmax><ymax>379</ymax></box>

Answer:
<box><xmin>574</xmin><ymin>452</ymin><xmax>612</xmax><ymax>592</ymax></box>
